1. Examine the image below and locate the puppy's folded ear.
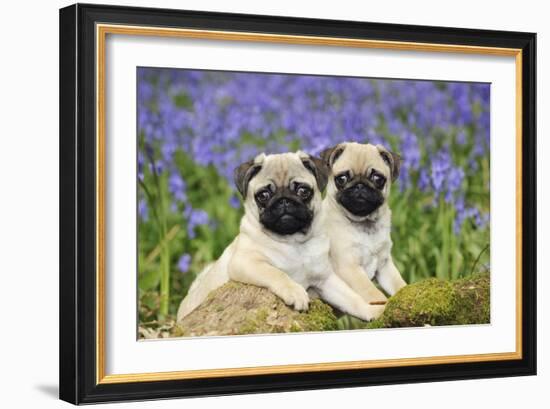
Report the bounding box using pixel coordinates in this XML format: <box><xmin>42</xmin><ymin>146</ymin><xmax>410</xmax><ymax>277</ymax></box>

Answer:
<box><xmin>234</xmin><ymin>159</ymin><xmax>262</xmax><ymax>198</ymax></box>
<box><xmin>301</xmin><ymin>155</ymin><xmax>329</xmax><ymax>192</ymax></box>
<box><xmin>376</xmin><ymin>145</ymin><xmax>402</xmax><ymax>182</ymax></box>
<box><xmin>320</xmin><ymin>144</ymin><xmax>345</xmax><ymax>168</ymax></box>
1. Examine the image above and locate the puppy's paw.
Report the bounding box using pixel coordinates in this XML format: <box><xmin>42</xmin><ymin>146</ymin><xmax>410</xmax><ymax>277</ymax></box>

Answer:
<box><xmin>276</xmin><ymin>282</ymin><xmax>310</xmax><ymax>311</ymax></box>
<box><xmin>359</xmin><ymin>304</ymin><xmax>386</xmax><ymax>322</ymax></box>
<box><xmin>364</xmin><ymin>290</ymin><xmax>388</xmax><ymax>304</ymax></box>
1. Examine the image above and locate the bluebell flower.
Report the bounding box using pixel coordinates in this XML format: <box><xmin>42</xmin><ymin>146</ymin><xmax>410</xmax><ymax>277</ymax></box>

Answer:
<box><xmin>445</xmin><ymin>167</ymin><xmax>465</xmax><ymax>203</ymax></box>
<box><xmin>137</xmin><ymin>152</ymin><xmax>145</xmax><ymax>182</ymax></box>
<box><xmin>177</xmin><ymin>254</ymin><xmax>191</xmax><ymax>273</ymax></box>
<box><xmin>184</xmin><ymin>205</ymin><xmax>210</xmax><ymax>239</ymax></box>
<box><xmin>161</xmin><ymin>140</ymin><xmax>177</xmax><ymax>164</ymax></box>
<box><xmin>138</xmin><ymin>199</ymin><xmax>148</xmax><ymax>221</ymax></box>
<box><xmin>418</xmin><ymin>169</ymin><xmax>431</xmax><ymax>192</ymax></box>
<box><xmin>431</xmin><ymin>149</ymin><xmax>451</xmax><ymax>195</ymax></box>
<box><xmin>149</xmin><ymin>161</ymin><xmax>164</xmax><ymax>175</ymax></box>
<box><xmin>229</xmin><ymin>195</ymin><xmax>241</xmax><ymax>209</ymax></box>
<box><xmin>456</xmin><ymin>130</ymin><xmax>467</xmax><ymax>145</ymax></box>
<box><xmin>136</xmin><ymin>68</ymin><xmax>491</xmax><ymax>238</ymax></box>
<box><xmin>454</xmin><ymin>197</ymin><xmax>467</xmax><ymax>234</ymax></box>
<box><xmin>168</xmin><ymin>172</ymin><xmax>187</xmax><ymax>202</ymax></box>
<box><xmin>401</xmin><ymin>131</ymin><xmax>421</xmax><ymax>171</ymax></box>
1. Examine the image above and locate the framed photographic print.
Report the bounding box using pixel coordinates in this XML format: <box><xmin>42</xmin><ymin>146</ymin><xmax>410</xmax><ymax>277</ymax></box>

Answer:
<box><xmin>59</xmin><ymin>3</ymin><xmax>536</xmax><ymax>404</ymax></box>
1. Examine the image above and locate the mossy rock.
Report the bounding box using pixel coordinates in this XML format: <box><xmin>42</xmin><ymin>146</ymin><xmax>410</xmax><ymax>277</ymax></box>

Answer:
<box><xmin>452</xmin><ymin>273</ymin><xmax>491</xmax><ymax>325</ymax></box>
<box><xmin>173</xmin><ymin>281</ymin><xmax>338</xmax><ymax>337</ymax></box>
<box><xmin>368</xmin><ymin>272</ymin><xmax>490</xmax><ymax>328</ymax></box>
<box><xmin>173</xmin><ymin>273</ymin><xmax>490</xmax><ymax>337</ymax></box>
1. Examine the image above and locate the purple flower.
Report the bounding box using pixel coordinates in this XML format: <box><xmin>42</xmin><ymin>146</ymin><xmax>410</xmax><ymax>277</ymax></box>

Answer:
<box><xmin>456</xmin><ymin>130</ymin><xmax>467</xmax><ymax>145</ymax></box>
<box><xmin>161</xmin><ymin>141</ymin><xmax>177</xmax><ymax>164</ymax></box>
<box><xmin>138</xmin><ymin>152</ymin><xmax>145</xmax><ymax>182</ymax></box>
<box><xmin>445</xmin><ymin>167</ymin><xmax>465</xmax><ymax>203</ymax></box>
<box><xmin>149</xmin><ymin>161</ymin><xmax>164</xmax><ymax>175</ymax></box>
<box><xmin>184</xmin><ymin>205</ymin><xmax>210</xmax><ymax>239</ymax></box>
<box><xmin>401</xmin><ymin>131</ymin><xmax>421</xmax><ymax>171</ymax></box>
<box><xmin>475</xmin><ymin>209</ymin><xmax>490</xmax><ymax>228</ymax></box>
<box><xmin>454</xmin><ymin>197</ymin><xmax>467</xmax><ymax>234</ymax></box>
<box><xmin>418</xmin><ymin>169</ymin><xmax>431</xmax><ymax>192</ymax></box>
<box><xmin>229</xmin><ymin>195</ymin><xmax>241</xmax><ymax>209</ymax></box>
<box><xmin>138</xmin><ymin>199</ymin><xmax>148</xmax><ymax>221</ymax></box>
<box><xmin>431</xmin><ymin>149</ymin><xmax>451</xmax><ymax>194</ymax></box>
<box><xmin>136</xmin><ymin>68</ymin><xmax>490</xmax><ymax>239</ymax></box>
<box><xmin>453</xmin><ymin>195</ymin><xmax>489</xmax><ymax>233</ymax></box>
<box><xmin>168</xmin><ymin>172</ymin><xmax>187</xmax><ymax>202</ymax></box>
<box><xmin>398</xmin><ymin>131</ymin><xmax>421</xmax><ymax>191</ymax></box>
<box><xmin>177</xmin><ymin>254</ymin><xmax>191</xmax><ymax>273</ymax></box>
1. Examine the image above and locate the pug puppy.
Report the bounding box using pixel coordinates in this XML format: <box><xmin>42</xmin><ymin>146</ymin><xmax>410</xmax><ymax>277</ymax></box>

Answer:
<box><xmin>321</xmin><ymin>142</ymin><xmax>407</xmax><ymax>305</ymax></box>
<box><xmin>177</xmin><ymin>151</ymin><xmax>384</xmax><ymax>323</ymax></box>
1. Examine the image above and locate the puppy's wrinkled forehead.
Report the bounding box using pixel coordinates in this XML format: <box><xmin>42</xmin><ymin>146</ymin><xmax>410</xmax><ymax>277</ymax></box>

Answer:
<box><xmin>253</xmin><ymin>152</ymin><xmax>315</xmax><ymax>188</ymax></box>
<box><xmin>334</xmin><ymin>143</ymin><xmax>390</xmax><ymax>178</ymax></box>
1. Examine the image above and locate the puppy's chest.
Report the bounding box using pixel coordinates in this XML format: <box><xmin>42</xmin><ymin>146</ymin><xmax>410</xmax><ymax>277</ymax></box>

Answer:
<box><xmin>268</xmin><ymin>236</ymin><xmax>331</xmax><ymax>286</ymax></box>
<box><xmin>351</xmin><ymin>228</ymin><xmax>391</xmax><ymax>279</ymax></box>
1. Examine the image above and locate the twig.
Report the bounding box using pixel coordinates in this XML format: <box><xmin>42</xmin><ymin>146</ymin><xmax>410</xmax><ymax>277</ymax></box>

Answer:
<box><xmin>144</xmin><ymin>224</ymin><xmax>181</xmax><ymax>265</ymax></box>
<box><xmin>470</xmin><ymin>243</ymin><xmax>489</xmax><ymax>276</ymax></box>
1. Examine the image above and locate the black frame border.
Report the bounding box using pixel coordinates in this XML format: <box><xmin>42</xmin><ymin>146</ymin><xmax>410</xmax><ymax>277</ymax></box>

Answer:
<box><xmin>59</xmin><ymin>3</ymin><xmax>536</xmax><ymax>404</ymax></box>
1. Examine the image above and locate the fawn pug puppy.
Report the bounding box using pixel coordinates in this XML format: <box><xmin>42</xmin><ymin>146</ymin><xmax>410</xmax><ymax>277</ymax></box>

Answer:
<box><xmin>177</xmin><ymin>151</ymin><xmax>384</xmax><ymax>323</ymax></box>
<box><xmin>321</xmin><ymin>142</ymin><xmax>407</xmax><ymax>304</ymax></box>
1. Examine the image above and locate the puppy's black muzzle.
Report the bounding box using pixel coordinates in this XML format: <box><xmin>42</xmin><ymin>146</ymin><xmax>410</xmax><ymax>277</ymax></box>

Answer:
<box><xmin>260</xmin><ymin>196</ymin><xmax>313</xmax><ymax>235</ymax></box>
<box><xmin>338</xmin><ymin>182</ymin><xmax>384</xmax><ymax>217</ymax></box>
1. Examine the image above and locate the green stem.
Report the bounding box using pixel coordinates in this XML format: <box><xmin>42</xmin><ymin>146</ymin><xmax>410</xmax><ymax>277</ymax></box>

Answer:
<box><xmin>470</xmin><ymin>243</ymin><xmax>489</xmax><ymax>276</ymax></box>
<box><xmin>160</xmin><ymin>225</ymin><xmax>170</xmax><ymax>317</ymax></box>
<box><xmin>157</xmin><ymin>174</ymin><xmax>170</xmax><ymax>318</ymax></box>
<box><xmin>438</xmin><ymin>198</ymin><xmax>450</xmax><ymax>280</ymax></box>
<box><xmin>138</xmin><ymin>178</ymin><xmax>162</xmax><ymax>228</ymax></box>
<box><xmin>147</xmin><ymin>157</ymin><xmax>171</xmax><ymax>318</ymax></box>
<box><xmin>449</xmin><ymin>206</ymin><xmax>459</xmax><ymax>279</ymax></box>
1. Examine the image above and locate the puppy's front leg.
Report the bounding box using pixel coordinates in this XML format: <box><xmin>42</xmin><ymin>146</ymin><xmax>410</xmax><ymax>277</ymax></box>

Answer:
<box><xmin>229</xmin><ymin>257</ymin><xmax>309</xmax><ymax>311</ymax></box>
<box><xmin>317</xmin><ymin>274</ymin><xmax>385</xmax><ymax>321</ymax></box>
<box><xmin>376</xmin><ymin>257</ymin><xmax>407</xmax><ymax>296</ymax></box>
<box><xmin>335</xmin><ymin>261</ymin><xmax>387</xmax><ymax>303</ymax></box>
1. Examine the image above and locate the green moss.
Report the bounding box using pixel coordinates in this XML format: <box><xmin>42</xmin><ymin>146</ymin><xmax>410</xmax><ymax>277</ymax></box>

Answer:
<box><xmin>236</xmin><ymin>307</ymin><xmax>275</xmax><ymax>334</ymax></box>
<box><xmin>297</xmin><ymin>299</ymin><xmax>338</xmax><ymax>331</ymax></box>
<box><xmin>380</xmin><ymin>279</ymin><xmax>458</xmax><ymax>327</ymax></box>
<box><xmin>235</xmin><ymin>299</ymin><xmax>338</xmax><ymax>334</ymax></box>
<box><xmin>376</xmin><ymin>272</ymin><xmax>490</xmax><ymax>328</ymax></box>
<box><xmin>174</xmin><ymin>273</ymin><xmax>489</xmax><ymax>337</ymax></box>
<box><xmin>364</xmin><ymin>319</ymin><xmax>385</xmax><ymax>329</ymax></box>
<box><xmin>256</xmin><ymin>308</ymin><xmax>269</xmax><ymax>322</ymax></box>
<box><xmin>289</xmin><ymin>322</ymin><xmax>303</xmax><ymax>332</ymax></box>
<box><xmin>171</xmin><ymin>324</ymin><xmax>185</xmax><ymax>337</ymax></box>
<box><xmin>453</xmin><ymin>273</ymin><xmax>490</xmax><ymax>324</ymax></box>
<box><xmin>238</xmin><ymin>317</ymin><xmax>262</xmax><ymax>335</ymax></box>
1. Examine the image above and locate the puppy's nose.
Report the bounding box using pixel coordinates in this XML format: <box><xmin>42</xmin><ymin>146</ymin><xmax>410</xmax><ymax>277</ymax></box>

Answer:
<box><xmin>353</xmin><ymin>183</ymin><xmax>367</xmax><ymax>191</ymax></box>
<box><xmin>280</xmin><ymin>198</ymin><xmax>291</xmax><ymax>209</ymax></box>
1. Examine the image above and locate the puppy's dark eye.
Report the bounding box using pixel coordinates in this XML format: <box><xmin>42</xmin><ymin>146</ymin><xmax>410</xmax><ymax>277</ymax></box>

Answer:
<box><xmin>335</xmin><ymin>172</ymin><xmax>350</xmax><ymax>187</ymax></box>
<box><xmin>296</xmin><ymin>185</ymin><xmax>312</xmax><ymax>200</ymax></box>
<box><xmin>370</xmin><ymin>172</ymin><xmax>386</xmax><ymax>189</ymax></box>
<box><xmin>255</xmin><ymin>189</ymin><xmax>272</xmax><ymax>203</ymax></box>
